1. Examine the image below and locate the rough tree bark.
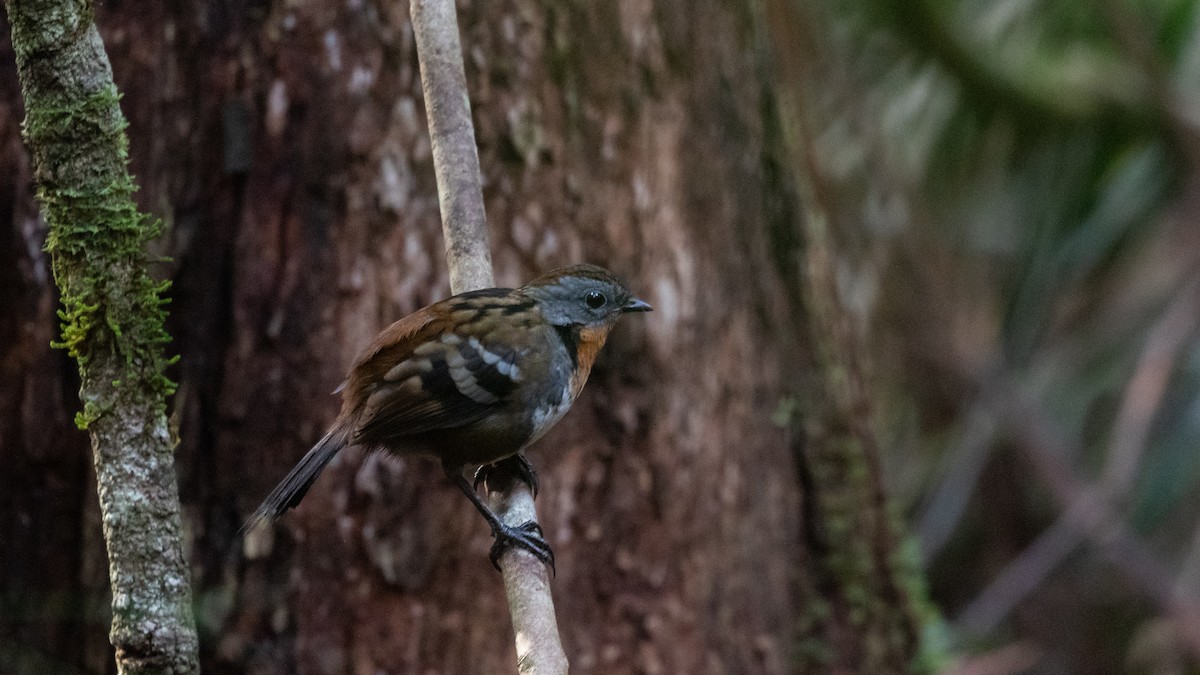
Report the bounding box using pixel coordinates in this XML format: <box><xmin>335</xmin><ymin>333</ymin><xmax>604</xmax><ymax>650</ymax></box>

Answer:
<box><xmin>2</xmin><ymin>0</ymin><xmax>198</xmax><ymax>673</ymax></box>
<box><xmin>0</xmin><ymin>1</ymin><xmax>926</xmax><ymax>673</ymax></box>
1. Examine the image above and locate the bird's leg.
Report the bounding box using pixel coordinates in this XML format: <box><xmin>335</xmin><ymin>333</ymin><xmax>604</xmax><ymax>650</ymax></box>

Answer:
<box><xmin>444</xmin><ymin>462</ymin><xmax>554</xmax><ymax>572</ymax></box>
<box><xmin>473</xmin><ymin>452</ymin><xmax>539</xmax><ymax>496</ymax></box>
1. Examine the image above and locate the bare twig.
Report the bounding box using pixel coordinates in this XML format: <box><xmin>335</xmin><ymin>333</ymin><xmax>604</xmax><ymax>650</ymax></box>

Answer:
<box><xmin>1001</xmin><ymin>394</ymin><xmax>1200</xmax><ymax>657</ymax></box>
<box><xmin>1102</xmin><ymin>274</ymin><xmax>1200</xmax><ymax>495</ymax></box>
<box><xmin>953</xmin><ymin>275</ymin><xmax>1200</xmax><ymax>641</ymax></box>
<box><xmin>1174</xmin><ymin>513</ymin><xmax>1200</xmax><ymax>599</ymax></box>
<box><xmin>410</xmin><ymin>0</ymin><xmax>493</xmax><ymax>294</ymax></box>
<box><xmin>487</xmin><ymin>469</ymin><xmax>569</xmax><ymax>675</ymax></box>
<box><xmin>916</xmin><ymin>402</ymin><xmax>999</xmax><ymax>563</ymax></box>
<box><xmin>953</xmin><ymin>371</ymin><xmax>1200</xmax><ymax>658</ymax></box>
<box><xmin>409</xmin><ymin>1</ymin><xmax>567</xmax><ymax>672</ymax></box>
<box><xmin>954</xmin><ymin>514</ymin><xmax>1082</xmax><ymax>635</ymax></box>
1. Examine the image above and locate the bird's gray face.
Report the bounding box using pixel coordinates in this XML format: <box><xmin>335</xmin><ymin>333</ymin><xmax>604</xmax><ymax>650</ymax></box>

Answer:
<box><xmin>522</xmin><ymin>268</ymin><xmax>651</xmax><ymax>328</ymax></box>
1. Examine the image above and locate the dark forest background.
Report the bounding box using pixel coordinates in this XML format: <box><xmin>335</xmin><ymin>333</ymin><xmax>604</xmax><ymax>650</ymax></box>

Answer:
<box><xmin>2</xmin><ymin>1</ymin><xmax>1200</xmax><ymax>673</ymax></box>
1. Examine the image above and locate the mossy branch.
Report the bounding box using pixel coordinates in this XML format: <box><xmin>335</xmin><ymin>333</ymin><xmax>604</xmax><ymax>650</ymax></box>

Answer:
<box><xmin>6</xmin><ymin>0</ymin><xmax>198</xmax><ymax>673</ymax></box>
<box><xmin>27</xmin><ymin>80</ymin><xmax>176</xmax><ymax>427</ymax></box>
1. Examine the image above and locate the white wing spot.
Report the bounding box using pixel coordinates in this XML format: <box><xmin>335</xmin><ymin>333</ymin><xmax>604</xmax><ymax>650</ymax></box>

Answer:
<box><xmin>449</xmin><ymin>367</ymin><xmax>499</xmax><ymax>403</ymax></box>
<box><xmin>466</xmin><ymin>336</ymin><xmax>522</xmax><ymax>381</ymax></box>
<box><xmin>469</xmin><ymin>336</ymin><xmax>503</xmax><ymax>365</ymax></box>
<box><xmin>496</xmin><ymin>357</ymin><xmax>522</xmax><ymax>381</ymax></box>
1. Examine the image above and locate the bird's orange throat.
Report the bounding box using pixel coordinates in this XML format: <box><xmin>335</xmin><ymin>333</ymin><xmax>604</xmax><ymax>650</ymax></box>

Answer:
<box><xmin>569</xmin><ymin>323</ymin><xmax>615</xmax><ymax>396</ymax></box>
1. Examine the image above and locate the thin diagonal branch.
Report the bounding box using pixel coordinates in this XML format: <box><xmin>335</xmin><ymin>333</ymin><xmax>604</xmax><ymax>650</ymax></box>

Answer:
<box><xmin>408</xmin><ymin>1</ymin><xmax>567</xmax><ymax>672</ymax></box>
<box><xmin>953</xmin><ymin>369</ymin><xmax>1200</xmax><ymax>658</ymax></box>
<box><xmin>410</xmin><ymin>0</ymin><xmax>493</xmax><ymax>295</ymax></box>
<box><xmin>954</xmin><ymin>274</ymin><xmax>1200</xmax><ymax>641</ymax></box>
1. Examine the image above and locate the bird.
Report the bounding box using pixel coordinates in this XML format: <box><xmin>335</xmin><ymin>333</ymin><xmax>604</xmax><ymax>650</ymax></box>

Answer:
<box><xmin>245</xmin><ymin>264</ymin><xmax>651</xmax><ymax>570</ymax></box>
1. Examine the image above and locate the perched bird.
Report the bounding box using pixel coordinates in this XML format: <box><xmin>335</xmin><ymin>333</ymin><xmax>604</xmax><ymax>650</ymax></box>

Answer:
<box><xmin>246</xmin><ymin>264</ymin><xmax>650</xmax><ymax>569</ymax></box>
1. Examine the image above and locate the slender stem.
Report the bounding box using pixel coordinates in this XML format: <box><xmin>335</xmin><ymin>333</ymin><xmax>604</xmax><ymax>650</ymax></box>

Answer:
<box><xmin>409</xmin><ymin>1</ymin><xmax>567</xmax><ymax>672</ymax></box>
<box><xmin>489</xmin><ymin>469</ymin><xmax>569</xmax><ymax>675</ymax></box>
<box><xmin>410</xmin><ymin>0</ymin><xmax>493</xmax><ymax>294</ymax></box>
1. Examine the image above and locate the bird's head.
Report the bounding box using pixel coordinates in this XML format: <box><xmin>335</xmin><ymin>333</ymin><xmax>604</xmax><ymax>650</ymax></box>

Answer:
<box><xmin>521</xmin><ymin>264</ymin><xmax>651</xmax><ymax>328</ymax></box>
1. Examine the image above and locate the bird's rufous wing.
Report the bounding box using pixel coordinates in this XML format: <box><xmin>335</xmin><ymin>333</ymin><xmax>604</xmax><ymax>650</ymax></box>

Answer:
<box><xmin>341</xmin><ymin>292</ymin><xmax>527</xmax><ymax>444</ymax></box>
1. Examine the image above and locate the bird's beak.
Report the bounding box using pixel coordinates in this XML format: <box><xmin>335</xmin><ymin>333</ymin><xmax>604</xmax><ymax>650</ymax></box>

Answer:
<box><xmin>622</xmin><ymin>297</ymin><xmax>653</xmax><ymax>313</ymax></box>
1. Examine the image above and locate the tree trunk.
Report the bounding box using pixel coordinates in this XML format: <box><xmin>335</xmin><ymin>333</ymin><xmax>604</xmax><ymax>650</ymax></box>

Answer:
<box><xmin>0</xmin><ymin>1</ymin><xmax>926</xmax><ymax>673</ymax></box>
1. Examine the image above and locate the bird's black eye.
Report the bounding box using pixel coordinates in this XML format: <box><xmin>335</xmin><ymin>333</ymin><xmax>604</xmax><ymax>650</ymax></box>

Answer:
<box><xmin>585</xmin><ymin>291</ymin><xmax>606</xmax><ymax>309</ymax></box>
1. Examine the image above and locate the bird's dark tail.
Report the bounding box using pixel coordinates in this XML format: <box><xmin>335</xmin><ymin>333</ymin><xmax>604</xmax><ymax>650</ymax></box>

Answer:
<box><xmin>243</xmin><ymin>426</ymin><xmax>351</xmax><ymax>533</ymax></box>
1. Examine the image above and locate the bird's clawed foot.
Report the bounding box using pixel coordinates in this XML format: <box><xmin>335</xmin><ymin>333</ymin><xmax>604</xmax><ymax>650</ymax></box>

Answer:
<box><xmin>473</xmin><ymin>453</ymin><xmax>539</xmax><ymax>497</ymax></box>
<box><xmin>489</xmin><ymin>519</ymin><xmax>555</xmax><ymax>574</ymax></box>
<box><xmin>449</xmin><ymin>458</ymin><xmax>552</xmax><ymax>574</ymax></box>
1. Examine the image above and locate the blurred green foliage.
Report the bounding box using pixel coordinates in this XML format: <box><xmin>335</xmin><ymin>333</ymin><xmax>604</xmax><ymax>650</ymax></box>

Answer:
<box><xmin>778</xmin><ymin>0</ymin><xmax>1200</xmax><ymax>669</ymax></box>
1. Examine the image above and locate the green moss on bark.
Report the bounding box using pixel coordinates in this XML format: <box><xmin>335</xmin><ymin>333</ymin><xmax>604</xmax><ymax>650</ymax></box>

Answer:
<box><xmin>7</xmin><ymin>1</ymin><xmax>198</xmax><ymax>672</ymax></box>
<box><xmin>24</xmin><ymin>82</ymin><xmax>176</xmax><ymax>430</ymax></box>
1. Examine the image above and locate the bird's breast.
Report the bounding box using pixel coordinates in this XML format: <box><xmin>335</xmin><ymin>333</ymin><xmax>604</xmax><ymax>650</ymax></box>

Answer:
<box><xmin>518</xmin><ymin>322</ymin><xmax>614</xmax><ymax>447</ymax></box>
<box><xmin>525</xmin><ymin>382</ymin><xmax>576</xmax><ymax>446</ymax></box>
